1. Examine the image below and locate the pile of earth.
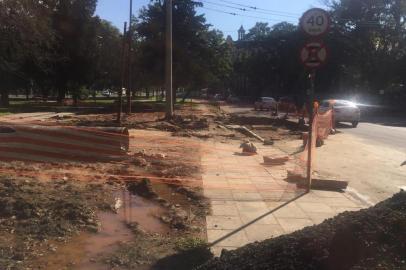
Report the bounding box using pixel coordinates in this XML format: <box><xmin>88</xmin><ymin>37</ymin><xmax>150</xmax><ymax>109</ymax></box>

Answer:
<box><xmin>145</xmin><ymin>114</ymin><xmax>211</xmax><ymax>137</ymax></box>
<box><xmin>197</xmin><ymin>191</ymin><xmax>406</xmax><ymax>270</ymax></box>
<box><xmin>0</xmin><ymin>176</ymin><xmax>115</xmax><ymax>269</ymax></box>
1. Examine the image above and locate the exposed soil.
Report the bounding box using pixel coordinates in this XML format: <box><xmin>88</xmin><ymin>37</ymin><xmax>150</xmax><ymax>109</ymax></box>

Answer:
<box><xmin>105</xmin><ymin>226</ymin><xmax>212</xmax><ymax>270</ymax></box>
<box><xmin>197</xmin><ymin>191</ymin><xmax>406</xmax><ymax>270</ymax></box>
<box><xmin>41</xmin><ymin>102</ymin><xmax>248</xmax><ymax>142</ymax></box>
<box><xmin>0</xmin><ymin>176</ymin><xmax>115</xmax><ymax>269</ymax></box>
<box><xmin>0</xmin><ymin>126</ymin><xmax>210</xmax><ymax>269</ymax></box>
<box><xmin>0</xmin><ymin>102</ymin><xmax>307</xmax><ymax>269</ymax></box>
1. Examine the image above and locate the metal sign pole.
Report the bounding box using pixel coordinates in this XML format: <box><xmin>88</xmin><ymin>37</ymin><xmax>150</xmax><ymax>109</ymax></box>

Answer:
<box><xmin>306</xmin><ymin>70</ymin><xmax>316</xmax><ymax>191</ymax></box>
<box><xmin>300</xmin><ymin>7</ymin><xmax>330</xmax><ymax>191</ymax></box>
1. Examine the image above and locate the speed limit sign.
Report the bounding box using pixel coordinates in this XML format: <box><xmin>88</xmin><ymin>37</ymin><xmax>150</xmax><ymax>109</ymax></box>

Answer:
<box><xmin>301</xmin><ymin>8</ymin><xmax>330</xmax><ymax>37</ymax></box>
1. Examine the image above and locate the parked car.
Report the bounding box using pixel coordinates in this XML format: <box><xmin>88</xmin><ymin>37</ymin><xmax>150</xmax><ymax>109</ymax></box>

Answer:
<box><xmin>101</xmin><ymin>89</ymin><xmax>112</xmax><ymax>97</ymax></box>
<box><xmin>254</xmin><ymin>97</ymin><xmax>277</xmax><ymax>111</ymax></box>
<box><xmin>319</xmin><ymin>99</ymin><xmax>361</xmax><ymax>128</ymax></box>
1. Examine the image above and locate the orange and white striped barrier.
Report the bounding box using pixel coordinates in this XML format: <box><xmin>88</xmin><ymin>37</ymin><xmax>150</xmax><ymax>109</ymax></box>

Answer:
<box><xmin>0</xmin><ymin>125</ymin><xmax>130</xmax><ymax>162</ymax></box>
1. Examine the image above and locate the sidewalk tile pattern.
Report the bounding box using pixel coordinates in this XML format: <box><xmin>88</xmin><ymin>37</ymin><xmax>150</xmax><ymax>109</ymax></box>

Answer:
<box><xmin>202</xmin><ymin>141</ymin><xmax>367</xmax><ymax>256</ymax></box>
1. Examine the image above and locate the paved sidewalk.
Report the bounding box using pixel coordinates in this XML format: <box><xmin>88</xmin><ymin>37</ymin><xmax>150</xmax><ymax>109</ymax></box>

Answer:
<box><xmin>202</xmin><ymin>141</ymin><xmax>368</xmax><ymax>256</ymax></box>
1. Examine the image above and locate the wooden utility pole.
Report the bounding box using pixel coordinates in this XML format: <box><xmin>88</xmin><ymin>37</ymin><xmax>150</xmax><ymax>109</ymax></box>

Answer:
<box><xmin>126</xmin><ymin>0</ymin><xmax>133</xmax><ymax>114</ymax></box>
<box><xmin>165</xmin><ymin>0</ymin><xmax>174</xmax><ymax>119</ymax></box>
<box><xmin>117</xmin><ymin>22</ymin><xmax>127</xmax><ymax>123</ymax></box>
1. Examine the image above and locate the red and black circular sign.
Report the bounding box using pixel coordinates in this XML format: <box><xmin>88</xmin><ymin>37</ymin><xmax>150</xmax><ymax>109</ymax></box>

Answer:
<box><xmin>300</xmin><ymin>41</ymin><xmax>328</xmax><ymax>69</ymax></box>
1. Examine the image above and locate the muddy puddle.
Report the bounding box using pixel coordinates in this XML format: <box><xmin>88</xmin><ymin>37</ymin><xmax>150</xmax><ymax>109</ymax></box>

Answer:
<box><xmin>31</xmin><ymin>190</ymin><xmax>168</xmax><ymax>270</ymax></box>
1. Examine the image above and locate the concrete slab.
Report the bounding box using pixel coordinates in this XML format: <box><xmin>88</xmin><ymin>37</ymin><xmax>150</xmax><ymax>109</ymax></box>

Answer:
<box><xmin>206</xmin><ymin>216</ymin><xmax>243</xmax><ymax>230</ymax></box>
<box><xmin>211</xmin><ymin>203</ymin><xmax>239</xmax><ymax>216</ymax></box>
<box><xmin>244</xmin><ymin>224</ymin><xmax>285</xmax><ymax>242</ymax></box>
<box><xmin>277</xmin><ymin>218</ymin><xmax>315</xmax><ymax>233</ymax></box>
<box><xmin>207</xmin><ymin>229</ymin><xmax>250</xmax><ymax>247</ymax></box>
<box><xmin>272</xmin><ymin>202</ymin><xmax>309</xmax><ymax>219</ymax></box>
<box><xmin>202</xmin><ymin>141</ymin><xmax>366</xmax><ymax>255</ymax></box>
<box><xmin>296</xmin><ymin>202</ymin><xmax>335</xmax><ymax>213</ymax></box>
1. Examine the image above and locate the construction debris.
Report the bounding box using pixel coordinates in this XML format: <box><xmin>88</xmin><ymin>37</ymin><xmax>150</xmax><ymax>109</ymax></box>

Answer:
<box><xmin>263</xmin><ymin>156</ymin><xmax>289</xmax><ymax>165</ymax></box>
<box><xmin>239</xmin><ymin>141</ymin><xmax>257</xmax><ymax>154</ymax></box>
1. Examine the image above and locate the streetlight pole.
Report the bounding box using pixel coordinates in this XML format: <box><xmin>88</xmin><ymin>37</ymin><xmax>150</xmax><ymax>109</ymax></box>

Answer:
<box><xmin>117</xmin><ymin>22</ymin><xmax>127</xmax><ymax>124</ymax></box>
<box><xmin>165</xmin><ymin>0</ymin><xmax>174</xmax><ymax>119</ymax></box>
<box><xmin>127</xmin><ymin>0</ymin><xmax>133</xmax><ymax>114</ymax></box>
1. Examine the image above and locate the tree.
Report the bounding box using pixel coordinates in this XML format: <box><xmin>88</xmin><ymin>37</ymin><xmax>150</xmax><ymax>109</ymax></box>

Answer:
<box><xmin>0</xmin><ymin>0</ymin><xmax>54</xmax><ymax>106</ymax></box>
<box><xmin>92</xmin><ymin>20</ymin><xmax>123</xmax><ymax>92</ymax></box>
<box><xmin>135</xmin><ymin>0</ymin><xmax>232</xmax><ymax>97</ymax></box>
<box><xmin>51</xmin><ymin>0</ymin><xmax>99</xmax><ymax>103</ymax></box>
<box><xmin>327</xmin><ymin>0</ymin><xmax>406</xmax><ymax>95</ymax></box>
<box><xmin>231</xmin><ymin>22</ymin><xmax>305</xmax><ymax>99</ymax></box>
<box><xmin>245</xmin><ymin>22</ymin><xmax>271</xmax><ymax>41</ymax></box>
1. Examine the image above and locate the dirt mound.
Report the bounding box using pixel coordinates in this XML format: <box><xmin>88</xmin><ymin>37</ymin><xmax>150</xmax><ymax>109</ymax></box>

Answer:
<box><xmin>197</xmin><ymin>192</ymin><xmax>406</xmax><ymax>270</ymax></box>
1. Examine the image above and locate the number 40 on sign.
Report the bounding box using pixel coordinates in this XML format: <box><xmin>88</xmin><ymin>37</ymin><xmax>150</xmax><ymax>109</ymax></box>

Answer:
<box><xmin>301</xmin><ymin>8</ymin><xmax>330</xmax><ymax>37</ymax></box>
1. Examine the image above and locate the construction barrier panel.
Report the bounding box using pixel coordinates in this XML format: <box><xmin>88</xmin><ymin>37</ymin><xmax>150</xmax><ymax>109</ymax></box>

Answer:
<box><xmin>0</xmin><ymin>125</ymin><xmax>130</xmax><ymax>162</ymax></box>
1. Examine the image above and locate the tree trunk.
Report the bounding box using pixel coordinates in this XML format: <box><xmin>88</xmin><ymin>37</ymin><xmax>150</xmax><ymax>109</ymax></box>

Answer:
<box><xmin>57</xmin><ymin>88</ymin><xmax>65</xmax><ymax>104</ymax></box>
<box><xmin>1</xmin><ymin>89</ymin><xmax>9</xmax><ymax>107</ymax></box>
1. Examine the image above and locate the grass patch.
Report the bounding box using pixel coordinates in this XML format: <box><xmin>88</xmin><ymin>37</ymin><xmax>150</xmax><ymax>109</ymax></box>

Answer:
<box><xmin>175</xmin><ymin>236</ymin><xmax>207</xmax><ymax>252</ymax></box>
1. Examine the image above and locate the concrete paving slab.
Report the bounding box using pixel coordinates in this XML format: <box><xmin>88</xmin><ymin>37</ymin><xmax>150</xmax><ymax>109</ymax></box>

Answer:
<box><xmin>211</xmin><ymin>203</ymin><xmax>239</xmax><ymax>216</ymax></box>
<box><xmin>232</xmin><ymin>191</ymin><xmax>263</xmax><ymax>201</ymax></box>
<box><xmin>296</xmin><ymin>202</ymin><xmax>335</xmax><ymax>213</ymax></box>
<box><xmin>244</xmin><ymin>224</ymin><xmax>285</xmax><ymax>242</ymax></box>
<box><xmin>206</xmin><ymin>216</ymin><xmax>243</xmax><ymax>230</ymax></box>
<box><xmin>305</xmin><ymin>212</ymin><xmax>337</xmax><ymax>224</ymax></box>
<box><xmin>277</xmin><ymin>218</ymin><xmax>315</xmax><ymax>233</ymax></box>
<box><xmin>272</xmin><ymin>202</ymin><xmax>309</xmax><ymax>218</ymax></box>
<box><xmin>207</xmin><ymin>229</ymin><xmax>250</xmax><ymax>247</ymax></box>
<box><xmin>202</xmin><ymin>141</ymin><xmax>366</xmax><ymax>255</ymax></box>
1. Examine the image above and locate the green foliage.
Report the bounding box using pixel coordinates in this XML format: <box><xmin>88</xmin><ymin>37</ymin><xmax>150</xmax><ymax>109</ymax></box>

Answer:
<box><xmin>230</xmin><ymin>0</ymin><xmax>406</xmax><ymax>105</ymax></box>
<box><xmin>0</xmin><ymin>0</ymin><xmax>405</xmax><ymax>108</ymax></box>
<box><xmin>0</xmin><ymin>0</ymin><xmax>122</xmax><ymax>107</ymax></box>
<box><xmin>135</xmin><ymin>0</ymin><xmax>232</xmax><ymax>92</ymax></box>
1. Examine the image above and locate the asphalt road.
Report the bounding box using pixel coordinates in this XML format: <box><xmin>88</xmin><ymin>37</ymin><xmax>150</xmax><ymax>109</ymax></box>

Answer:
<box><xmin>342</xmin><ymin>122</ymin><xmax>406</xmax><ymax>152</ymax></box>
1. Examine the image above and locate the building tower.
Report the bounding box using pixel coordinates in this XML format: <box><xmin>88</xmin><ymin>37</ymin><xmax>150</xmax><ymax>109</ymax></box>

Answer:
<box><xmin>238</xmin><ymin>25</ymin><xmax>245</xmax><ymax>41</ymax></box>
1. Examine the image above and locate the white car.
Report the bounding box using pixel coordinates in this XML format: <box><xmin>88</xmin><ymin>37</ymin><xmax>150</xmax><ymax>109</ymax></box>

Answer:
<box><xmin>254</xmin><ymin>97</ymin><xmax>277</xmax><ymax>111</ymax></box>
<box><xmin>319</xmin><ymin>99</ymin><xmax>361</xmax><ymax>128</ymax></box>
<box><xmin>101</xmin><ymin>89</ymin><xmax>112</xmax><ymax>97</ymax></box>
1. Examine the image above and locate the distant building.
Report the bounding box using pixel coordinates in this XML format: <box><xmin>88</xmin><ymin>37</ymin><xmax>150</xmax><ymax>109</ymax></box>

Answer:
<box><xmin>238</xmin><ymin>25</ymin><xmax>245</xmax><ymax>41</ymax></box>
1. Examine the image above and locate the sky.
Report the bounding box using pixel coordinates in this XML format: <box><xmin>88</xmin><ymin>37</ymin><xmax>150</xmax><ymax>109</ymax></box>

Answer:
<box><xmin>95</xmin><ymin>0</ymin><xmax>326</xmax><ymax>40</ymax></box>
